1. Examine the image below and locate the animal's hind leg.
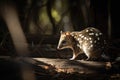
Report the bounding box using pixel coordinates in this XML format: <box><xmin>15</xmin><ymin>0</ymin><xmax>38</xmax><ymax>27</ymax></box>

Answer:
<box><xmin>85</xmin><ymin>54</ymin><xmax>101</xmax><ymax>61</ymax></box>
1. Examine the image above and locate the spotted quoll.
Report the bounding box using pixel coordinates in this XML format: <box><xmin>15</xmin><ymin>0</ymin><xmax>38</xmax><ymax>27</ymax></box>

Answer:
<box><xmin>57</xmin><ymin>27</ymin><xmax>106</xmax><ymax>60</ymax></box>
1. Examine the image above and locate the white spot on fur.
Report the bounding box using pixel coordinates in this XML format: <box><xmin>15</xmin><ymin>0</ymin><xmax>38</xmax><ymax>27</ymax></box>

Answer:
<box><xmin>97</xmin><ymin>37</ymin><xmax>100</xmax><ymax>40</ymax></box>
<box><xmin>87</xmin><ymin>38</ymin><xmax>89</xmax><ymax>40</ymax></box>
<box><xmin>86</xmin><ymin>29</ymin><xmax>89</xmax><ymax>32</ymax></box>
<box><xmin>89</xmin><ymin>33</ymin><xmax>94</xmax><ymax>35</ymax></box>
<box><xmin>84</xmin><ymin>37</ymin><xmax>87</xmax><ymax>40</ymax></box>
<box><xmin>77</xmin><ymin>38</ymin><xmax>80</xmax><ymax>40</ymax></box>
<box><xmin>95</xmin><ymin>33</ymin><xmax>99</xmax><ymax>36</ymax></box>
<box><xmin>81</xmin><ymin>35</ymin><xmax>84</xmax><ymax>38</ymax></box>
<box><xmin>99</xmin><ymin>33</ymin><xmax>102</xmax><ymax>35</ymax></box>
<box><xmin>89</xmin><ymin>37</ymin><xmax>92</xmax><ymax>40</ymax></box>
<box><xmin>79</xmin><ymin>34</ymin><xmax>82</xmax><ymax>36</ymax></box>
<box><xmin>90</xmin><ymin>40</ymin><xmax>93</xmax><ymax>43</ymax></box>
<box><xmin>90</xmin><ymin>44</ymin><xmax>93</xmax><ymax>48</ymax></box>
<box><xmin>80</xmin><ymin>41</ymin><xmax>82</xmax><ymax>43</ymax></box>
<box><xmin>94</xmin><ymin>40</ymin><xmax>97</xmax><ymax>43</ymax></box>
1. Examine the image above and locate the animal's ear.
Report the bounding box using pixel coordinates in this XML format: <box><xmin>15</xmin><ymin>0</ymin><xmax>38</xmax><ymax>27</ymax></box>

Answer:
<box><xmin>65</xmin><ymin>31</ymin><xmax>70</xmax><ymax>36</ymax></box>
<box><xmin>60</xmin><ymin>31</ymin><xmax>63</xmax><ymax>34</ymax></box>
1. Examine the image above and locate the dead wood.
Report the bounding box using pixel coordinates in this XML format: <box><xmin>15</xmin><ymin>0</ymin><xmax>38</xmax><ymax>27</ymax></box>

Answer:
<box><xmin>22</xmin><ymin>58</ymin><xmax>113</xmax><ymax>74</ymax></box>
<box><xmin>1</xmin><ymin>57</ymin><xmax>119</xmax><ymax>74</ymax></box>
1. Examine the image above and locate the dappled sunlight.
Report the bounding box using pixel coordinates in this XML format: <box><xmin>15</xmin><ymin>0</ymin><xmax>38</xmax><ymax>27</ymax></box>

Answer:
<box><xmin>51</xmin><ymin>8</ymin><xmax>61</xmax><ymax>22</ymax></box>
<box><xmin>39</xmin><ymin>7</ymin><xmax>53</xmax><ymax>35</ymax></box>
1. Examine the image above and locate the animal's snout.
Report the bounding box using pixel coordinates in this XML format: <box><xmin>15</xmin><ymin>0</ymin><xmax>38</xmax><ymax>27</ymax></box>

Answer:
<box><xmin>57</xmin><ymin>46</ymin><xmax>60</xmax><ymax>50</ymax></box>
<box><xmin>57</xmin><ymin>45</ymin><xmax>62</xmax><ymax>50</ymax></box>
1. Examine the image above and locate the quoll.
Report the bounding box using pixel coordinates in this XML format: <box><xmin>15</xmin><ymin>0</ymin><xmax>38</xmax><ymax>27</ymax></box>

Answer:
<box><xmin>57</xmin><ymin>27</ymin><xmax>106</xmax><ymax>60</ymax></box>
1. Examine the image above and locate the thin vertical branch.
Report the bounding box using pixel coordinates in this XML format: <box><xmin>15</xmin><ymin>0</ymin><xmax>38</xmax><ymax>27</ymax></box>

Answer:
<box><xmin>108</xmin><ymin>0</ymin><xmax>111</xmax><ymax>39</ymax></box>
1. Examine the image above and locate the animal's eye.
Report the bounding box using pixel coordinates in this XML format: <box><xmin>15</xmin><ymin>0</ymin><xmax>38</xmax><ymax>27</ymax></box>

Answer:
<box><xmin>62</xmin><ymin>40</ymin><xmax>67</xmax><ymax>44</ymax></box>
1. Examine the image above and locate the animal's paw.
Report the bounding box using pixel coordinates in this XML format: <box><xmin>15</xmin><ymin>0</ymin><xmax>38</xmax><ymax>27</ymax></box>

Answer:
<box><xmin>69</xmin><ymin>57</ymin><xmax>75</xmax><ymax>60</ymax></box>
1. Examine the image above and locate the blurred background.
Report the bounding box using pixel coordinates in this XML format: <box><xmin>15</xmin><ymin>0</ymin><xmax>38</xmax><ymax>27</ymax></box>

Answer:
<box><xmin>0</xmin><ymin>0</ymin><xmax>118</xmax><ymax>57</ymax></box>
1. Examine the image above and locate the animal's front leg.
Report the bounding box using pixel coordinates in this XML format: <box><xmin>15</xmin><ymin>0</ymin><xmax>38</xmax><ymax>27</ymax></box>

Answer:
<box><xmin>69</xmin><ymin>53</ymin><xmax>76</xmax><ymax>60</ymax></box>
<box><xmin>69</xmin><ymin>52</ymin><xmax>80</xmax><ymax>60</ymax></box>
<box><xmin>69</xmin><ymin>47</ymin><xmax>82</xmax><ymax>60</ymax></box>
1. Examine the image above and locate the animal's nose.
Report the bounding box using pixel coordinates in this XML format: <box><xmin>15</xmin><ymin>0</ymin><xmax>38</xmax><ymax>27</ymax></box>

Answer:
<box><xmin>57</xmin><ymin>46</ymin><xmax>60</xmax><ymax>50</ymax></box>
<box><xmin>57</xmin><ymin>45</ymin><xmax>62</xmax><ymax>50</ymax></box>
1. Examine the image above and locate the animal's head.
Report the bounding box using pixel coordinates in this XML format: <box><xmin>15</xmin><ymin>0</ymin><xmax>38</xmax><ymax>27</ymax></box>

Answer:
<box><xmin>57</xmin><ymin>31</ymin><xmax>74</xmax><ymax>50</ymax></box>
